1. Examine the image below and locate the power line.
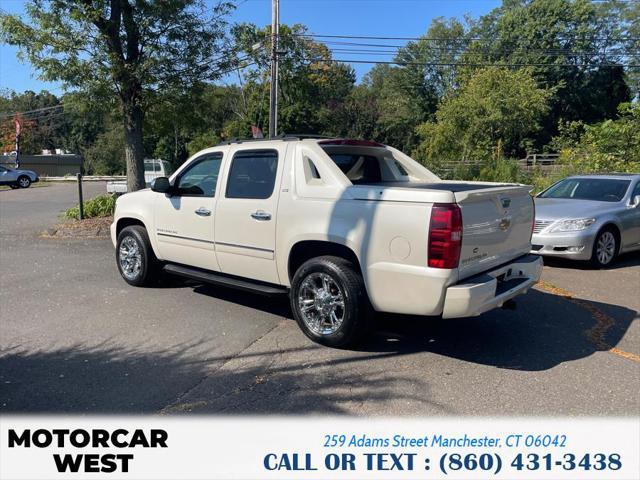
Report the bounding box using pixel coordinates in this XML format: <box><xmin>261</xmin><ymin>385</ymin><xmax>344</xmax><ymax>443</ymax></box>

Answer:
<box><xmin>305</xmin><ymin>57</ymin><xmax>638</xmax><ymax>69</ymax></box>
<box><xmin>0</xmin><ymin>104</ymin><xmax>64</xmax><ymax>119</ymax></box>
<box><xmin>295</xmin><ymin>33</ymin><xmax>640</xmax><ymax>43</ymax></box>
<box><xmin>325</xmin><ymin>46</ymin><xmax>640</xmax><ymax>58</ymax></box>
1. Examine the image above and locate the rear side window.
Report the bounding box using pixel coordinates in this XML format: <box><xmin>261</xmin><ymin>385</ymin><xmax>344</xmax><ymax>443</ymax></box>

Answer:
<box><xmin>226</xmin><ymin>150</ymin><xmax>278</xmax><ymax>199</ymax></box>
<box><xmin>327</xmin><ymin>153</ymin><xmax>382</xmax><ymax>184</ymax></box>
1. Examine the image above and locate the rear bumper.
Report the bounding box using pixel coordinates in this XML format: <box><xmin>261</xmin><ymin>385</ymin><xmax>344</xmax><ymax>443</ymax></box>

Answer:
<box><xmin>442</xmin><ymin>254</ymin><xmax>543</xmax><ymax>319</ymax></box>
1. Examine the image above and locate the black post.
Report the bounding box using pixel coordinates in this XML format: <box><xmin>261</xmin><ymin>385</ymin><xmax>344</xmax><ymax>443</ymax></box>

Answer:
<box><xmin>15</xmin><ymin>121</ymin><xmax>20</xmax><ymax>168</ymax></box>
<box><xmin>77</xmin><ymin>173</ymin><xmax>84</xmax><ymax>220</ymax></box>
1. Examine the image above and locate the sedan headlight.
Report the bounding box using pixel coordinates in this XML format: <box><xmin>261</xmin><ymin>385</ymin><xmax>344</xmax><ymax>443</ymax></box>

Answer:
<box><xmin>548</xmin><ymin>218</ymin><xmax>596</xmax><ymax>232</ymax></box>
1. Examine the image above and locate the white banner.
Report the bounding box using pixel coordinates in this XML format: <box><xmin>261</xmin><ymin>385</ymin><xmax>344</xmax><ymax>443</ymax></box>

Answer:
<box><xmin>1</xmin><ymin>416</ymin><xmax>638</xmax><ymax>479</ymax></box>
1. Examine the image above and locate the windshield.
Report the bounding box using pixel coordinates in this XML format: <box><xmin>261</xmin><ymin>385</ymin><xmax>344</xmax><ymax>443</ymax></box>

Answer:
<box><xmin>539</xmin><ymin>178</ymin><xmax>630</xmax><ymax>202</ymax></box>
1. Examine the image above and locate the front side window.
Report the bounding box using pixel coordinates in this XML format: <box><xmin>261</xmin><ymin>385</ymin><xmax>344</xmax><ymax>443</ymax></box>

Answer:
<box><xmin>226</xmin><ymin>150</ymin><xmax>278</xmax><ymax>199</ymax></box>
<box><xmin>174</xmin><ymin>153</ymin><xmax>223</xmax><ymax>197</ymax></box>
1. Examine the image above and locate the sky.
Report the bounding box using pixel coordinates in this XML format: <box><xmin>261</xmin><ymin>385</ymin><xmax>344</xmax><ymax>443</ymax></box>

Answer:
<box><xmin>0</xmin><ymin>0</ymin><xmax>502</xmax><ymax>95</ymax></box>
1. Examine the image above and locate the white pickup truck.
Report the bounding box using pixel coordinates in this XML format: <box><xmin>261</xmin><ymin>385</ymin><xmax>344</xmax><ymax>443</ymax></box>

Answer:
<box><xmin>111</xmin><ymin>136</ymin><xmax>542</xmax><ymax>347</ymax></box>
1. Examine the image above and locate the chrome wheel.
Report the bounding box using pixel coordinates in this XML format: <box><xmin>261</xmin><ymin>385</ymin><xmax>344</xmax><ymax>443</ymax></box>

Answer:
<box><xmin>297</xmin><ymin>272</ymin><xmax>345</xmax><ymax>335</ymax></box>
<box><xmin>119</xmin><ymin>236</ymin><xmax>142</xmax><ymax>280</ymax></box>
<box><xmin>596</xmin><ymin>231</ymin><xmax>616</xmax><ymax>265</ymax></box>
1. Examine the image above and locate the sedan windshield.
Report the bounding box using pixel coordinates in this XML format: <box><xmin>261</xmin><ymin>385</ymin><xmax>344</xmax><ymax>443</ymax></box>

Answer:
<box><xmin>539</xmin><ymin>178</ymin><xmax>630</xmax><ymax>202</ymax></box>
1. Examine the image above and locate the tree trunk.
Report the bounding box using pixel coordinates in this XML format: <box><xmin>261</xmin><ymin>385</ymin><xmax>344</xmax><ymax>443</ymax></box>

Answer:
<box><xmin>123</xmin><ymin>101</ymin><xmax>146</xmax><ymax>192</ymax></box>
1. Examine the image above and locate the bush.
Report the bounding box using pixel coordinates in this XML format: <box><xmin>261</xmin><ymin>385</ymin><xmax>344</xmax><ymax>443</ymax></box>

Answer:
<box><xmin>64</xmin><ymin>194</ymin><xmax>116</xmax><ymax>220</ymax></box>
<box><xmin>552</xmin><ymin>103</ymin><xmax>640</xmax><ymax>175</ymax></box>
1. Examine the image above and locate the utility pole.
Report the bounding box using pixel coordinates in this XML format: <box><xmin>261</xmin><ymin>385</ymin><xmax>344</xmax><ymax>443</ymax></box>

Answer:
<box><xmin>14</xmin><ymin>118</ymin><xmax>21</xmax><ymax>168</ymax></box>
<box><xmin>268</xmin><ymin>0</ymin><xmax>279</xmax><ymax>138</ymax></box>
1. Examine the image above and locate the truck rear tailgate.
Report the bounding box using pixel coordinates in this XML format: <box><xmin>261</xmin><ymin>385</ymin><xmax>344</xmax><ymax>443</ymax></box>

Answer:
<box><xmin>454</xmin><ymin>185</ymin><xmax>534</xmax><ymax>280</ymax></box>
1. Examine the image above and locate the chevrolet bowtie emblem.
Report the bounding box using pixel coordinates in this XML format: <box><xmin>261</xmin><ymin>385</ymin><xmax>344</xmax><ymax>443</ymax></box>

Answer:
<box><xmin>499</xmin><ymin>218</ymin><xmax>511</xmax><ymax>231</ymax></box>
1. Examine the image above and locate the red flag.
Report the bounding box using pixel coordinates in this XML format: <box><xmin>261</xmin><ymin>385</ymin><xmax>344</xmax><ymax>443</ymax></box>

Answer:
<box><xmin>251</xmin><ymin>125</ymin><xmax>264</xmax><ymax>139</ymax></box>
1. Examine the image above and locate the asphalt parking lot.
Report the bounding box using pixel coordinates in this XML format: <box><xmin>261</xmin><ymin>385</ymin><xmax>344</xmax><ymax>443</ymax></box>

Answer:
<box><xmin>1</xmin><ymin>183</ymin><xmax>638</xmax><ymax>415</ymax></box>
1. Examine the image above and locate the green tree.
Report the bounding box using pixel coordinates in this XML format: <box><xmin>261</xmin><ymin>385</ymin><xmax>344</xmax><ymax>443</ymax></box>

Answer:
<box><xmin>144</xmin><ymin>84</ymin><xmax>237</xmax><ymax>166</ymax></box>
<box><xmin>553</xmin><ymin>102</ymin><xmax>640</xmax><ymax>172</ymax></box>
<box><xmin>1</xmin><ymin>0</ymin><xmax>234</xmax><ymax>191</ymax></box>
<box><xmin>361</xmin><ymin>64</ymin><xmax>424</xmax><ymax>150</ymax></box>
<box><xmin>228</xmin><ymin>23</ymin><xmax>355</xmax><ymax>137</ymax></box>
<box><xmin>467</xmin><ymin>0</ymin><xmax>632</xmax><ymax>145</ymax></box>
<box><xmin>394</xmin><ymin>17</ymin><xmax>470</xmax><ymax>117</ymax></box>
<box><xmin>329</xmin><ymin>84</ymin><xmax>379</xmax><ymax>141</ymax></box>
<box><xmin>414</xmin><ymin>67</ymin><xmax>552</xmax><ymax>171</ymax></box>
<box><xmin>622</xmin><ymin>1</ymin><xmax>639</xmax><ymax>99</ymax></box>
<box><xmin>0</xmin><ymin>90</ymin><xmax>65</xmax><ymax>154</ymax></box>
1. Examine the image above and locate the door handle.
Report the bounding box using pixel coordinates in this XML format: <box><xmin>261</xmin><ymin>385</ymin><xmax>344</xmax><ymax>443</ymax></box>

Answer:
<box><xmin>251</xmin><ymin>210</ymin><xmax>272</xmax><ymax>221</ymax></box>
<box><xmin>195</xmin><ymin>207</ymin><xmax>211</xmax><ymax>216</ymax></box>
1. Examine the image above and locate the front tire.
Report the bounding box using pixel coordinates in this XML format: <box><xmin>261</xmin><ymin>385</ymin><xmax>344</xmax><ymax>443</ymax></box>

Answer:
<box><xmin>116</xmin><ymin>225</ymin><xmax>159</xmax><ymax>286</ymax></box>
<box><xmin>17</xmin><ymin>176</ymin><xmax>31</xmax><ymax>188</ymax></box>
<box><xmin>290</xmin><ymin>256</ymin><xmax>371</xmax><ymax>348</ymax></box>
<box><xmin>591</xmin><ymin>227</ymin><xmax>618</xmax><ymax>268</ymax></box>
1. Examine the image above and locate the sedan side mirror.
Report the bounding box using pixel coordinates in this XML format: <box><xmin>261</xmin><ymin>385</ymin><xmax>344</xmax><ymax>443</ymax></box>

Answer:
<box><xmin>151</xmin><ymin>177</ymin><xmax>171</xmax><ymax>194</ymax></box>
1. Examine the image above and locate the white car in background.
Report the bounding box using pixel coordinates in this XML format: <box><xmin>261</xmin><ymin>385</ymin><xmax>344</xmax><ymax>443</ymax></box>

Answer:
<box><xmin>0</xmin><ymin>164</ymin><xmax>39</xmax><ymax>189</ymax></box>
<box><xmin>107</xmin><ymin>159</ymin><xmax>174</xmax><ymax>194</ymax></box>
<box><xmin>143</xmin><ymin>158</ymin><xmax>174</xmax><ymax>184</ymax></box>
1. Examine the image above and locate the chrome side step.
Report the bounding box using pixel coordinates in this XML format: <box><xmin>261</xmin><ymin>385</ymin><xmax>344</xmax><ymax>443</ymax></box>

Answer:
<box><xmin>163</xmin><ymin>263</ymin><xmax>289</xmax><ymax>296</ymax></box>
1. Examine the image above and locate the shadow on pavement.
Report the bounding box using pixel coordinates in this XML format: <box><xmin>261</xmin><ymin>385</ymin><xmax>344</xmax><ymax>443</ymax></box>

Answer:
<box><xmin>2</xmin><ymin>285</ymin><xmax>634</xmax><ymax>413</ymax></box>
<box><xmin>189</xmin><ymin>281</ymin><xmax>636</xmax><ymax>372</ymax></box>
<box><xmin>359</xmin><ymin>289</ymin><xmax>637</xmax><ymax>371</ymax></box>
<box><xmin>0</xmin><ymin>338</ymin><xmax>434</xmax><ymax>414</ymax></box>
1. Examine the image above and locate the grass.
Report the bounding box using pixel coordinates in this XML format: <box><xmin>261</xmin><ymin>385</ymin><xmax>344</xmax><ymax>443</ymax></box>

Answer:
<box><xmin>64</xmin><ymin>194</ymin><xmax>116</xmax><ymax>220</ymax></box>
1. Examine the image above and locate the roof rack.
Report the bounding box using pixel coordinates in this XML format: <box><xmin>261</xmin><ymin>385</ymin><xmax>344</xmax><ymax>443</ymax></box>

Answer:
<box><xmin>216</xmin><ymin>133</ymin><xmax>335</xmax><ymax>146</ymax></box>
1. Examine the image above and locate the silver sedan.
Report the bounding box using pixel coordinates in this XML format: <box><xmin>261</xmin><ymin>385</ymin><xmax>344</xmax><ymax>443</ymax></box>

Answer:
<box><xmin>0</xmin><ymin>164</ymin><xmax>40</xmax><ymax>189</ymax></box>
<box><xmin>531</xmin><ymin>174</ymin><xmax>640</xmax><ymax>267</ymax></box>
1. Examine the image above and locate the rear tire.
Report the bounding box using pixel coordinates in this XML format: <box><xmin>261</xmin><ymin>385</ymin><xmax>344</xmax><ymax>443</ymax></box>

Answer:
<box><xmin>590</xmin><ymin>226</ymin><xmax>618</xmax><ymax>268</ymax></box>
<box><xmin>116</xmin><ymin>225</ymin><xmax>160</xmax><ymax>286</ymax></box>
<box><xmin>290</xmin><ymin>255</ymin><xmax>371</xmax><ymax>348</ymax></box>
<box><xmin>18</xmin><ymin>176</ymin><xmax>31</xmax><ymax>188</ymax></box>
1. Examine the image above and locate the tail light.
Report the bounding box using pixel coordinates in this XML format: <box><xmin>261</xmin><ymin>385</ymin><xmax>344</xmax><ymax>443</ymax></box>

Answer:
<box><xmin>428</xmin><ymin>203</ymin><xmax>463</xmax><ymax>269</ymax></box>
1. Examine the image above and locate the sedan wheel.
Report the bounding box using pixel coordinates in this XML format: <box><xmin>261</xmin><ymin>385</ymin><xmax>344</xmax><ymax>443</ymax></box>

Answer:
<box><xmin>18</xmin><ymin>176</ymin><xmax>31</xmax><ymax>188</ymax></box>
<box><xmin>592</xmin><ymin>228</ymin><xmax>618</xmax><ymax>268</ymax></box>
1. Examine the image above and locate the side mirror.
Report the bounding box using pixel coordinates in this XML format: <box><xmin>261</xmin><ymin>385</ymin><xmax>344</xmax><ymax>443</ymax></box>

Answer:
<box><xmin>151</xmin><ymin>177</ymin><xmax>171</xmax><ymax>194</ymax></box>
